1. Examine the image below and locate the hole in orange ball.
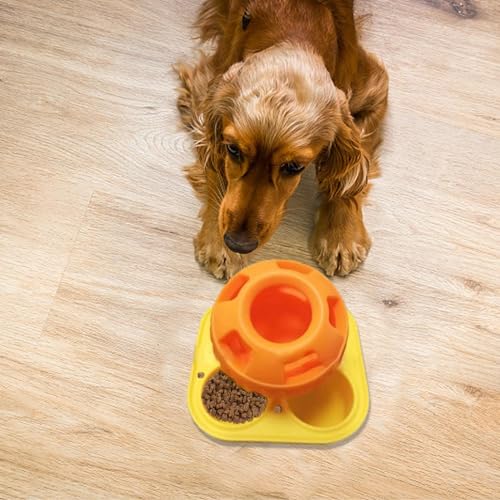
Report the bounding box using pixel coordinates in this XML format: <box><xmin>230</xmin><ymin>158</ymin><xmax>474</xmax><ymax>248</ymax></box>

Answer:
<box><xmin>327</xmin><ymin>296</ymin><xmax>337</xmax><ymax>327</ymax></box>
<box><xmin>250</xmin><ymin>285</ymin><xmax>312</xmax><ymax>343</ymax></box>
<box><xmin>277</xmin><ymin>260</ymin><xmax>312</xmax><ymax>274</ymax></box>
<box><xmin>219</xmin><ymin>274</ymin><xmax>249</xmax><ymax>301</ymax></box>
<box><xmin>221</xmin><ymin>330</ymin><xmax>251</xmax><ymax>364</ymax></box>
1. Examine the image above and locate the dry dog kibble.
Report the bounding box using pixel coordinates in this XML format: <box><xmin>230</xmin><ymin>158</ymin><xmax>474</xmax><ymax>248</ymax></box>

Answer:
<box><xmin>202</xmin><ymin>371</ymin><xmax>267</xmax><ymax>424</ymax></box>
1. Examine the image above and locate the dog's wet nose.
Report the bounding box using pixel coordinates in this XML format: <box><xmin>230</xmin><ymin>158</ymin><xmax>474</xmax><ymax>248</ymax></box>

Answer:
<box><xmin>224</xmin><ymin>231</ymin><xmax>258</xmax><ymax>254</ymax></box>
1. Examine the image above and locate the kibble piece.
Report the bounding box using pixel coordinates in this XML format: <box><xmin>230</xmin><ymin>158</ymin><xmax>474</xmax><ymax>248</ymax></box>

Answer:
<box><xmin>201</xmin><ymin>371</ymin><xmax>267</xmax><ymax>424</ymax></box>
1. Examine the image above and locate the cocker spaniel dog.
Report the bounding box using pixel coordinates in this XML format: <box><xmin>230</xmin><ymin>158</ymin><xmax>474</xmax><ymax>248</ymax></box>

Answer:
<box><xmin>176</xmin><ymin>0</ymin><xmax>388</xmax><ymax>279</ymax></box>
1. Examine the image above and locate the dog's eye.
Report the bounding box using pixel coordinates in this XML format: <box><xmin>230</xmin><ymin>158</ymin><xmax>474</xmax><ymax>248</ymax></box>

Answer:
<box><xmin>242</xmin><ymin>11</ymin><xmax>251</xmax><ymax>31</ymax></box>
<box><xmin>280</xmin><ymin>162</ymin><xmax>305</xmax><ymax>176</ymax></box>
<box><xmin>226</xmin><ymin>143</ymin><xmax>243</xmax><ymax>161</ymax></box>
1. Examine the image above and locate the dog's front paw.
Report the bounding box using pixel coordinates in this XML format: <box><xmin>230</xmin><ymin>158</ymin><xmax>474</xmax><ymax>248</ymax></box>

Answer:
<box><xmin>194</xmin><ymin>231</ymin><xmax>246</xmax><ymax>280</ymax></box>
<box><xmin>312</xmin><ymin>225</ymin><xmax>371</xmax><ymax>277</ymax></box>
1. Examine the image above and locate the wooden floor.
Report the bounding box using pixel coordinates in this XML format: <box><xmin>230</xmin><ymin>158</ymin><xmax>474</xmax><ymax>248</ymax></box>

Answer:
<box><xmin>1</xmin><ymin>0</ymin><xmax>499</xmax><ymax>498</ymax></box>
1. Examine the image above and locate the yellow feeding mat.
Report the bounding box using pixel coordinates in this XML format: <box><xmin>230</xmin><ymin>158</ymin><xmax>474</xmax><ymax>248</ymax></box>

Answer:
<box><xmin>187</xmin><ymin>309</ymin><xmax>369</xmax><ymax>445</ymax></box>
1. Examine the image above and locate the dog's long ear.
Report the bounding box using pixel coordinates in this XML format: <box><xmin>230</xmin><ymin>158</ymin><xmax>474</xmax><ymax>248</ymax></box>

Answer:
<box><xmin>199</xmin><ymin>62</ymin><xmax>244</xmax><ymax>175</ymax></box>
<box><xmin>201</xmin><ymin>92</ymin><xmax>225</xmax><ymax>175</ymax></box>
<box><xmin>316</xmin><ymin>96</ymin><xmax>369</xmax><ymax>199</ymax></box>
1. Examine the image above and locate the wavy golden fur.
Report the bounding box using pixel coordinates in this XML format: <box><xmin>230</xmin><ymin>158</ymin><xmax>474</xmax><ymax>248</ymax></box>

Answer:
<box><xmin>176</xmin><ymin>0</ymin><xmax>388</xmax><ymax>279</ymax></box>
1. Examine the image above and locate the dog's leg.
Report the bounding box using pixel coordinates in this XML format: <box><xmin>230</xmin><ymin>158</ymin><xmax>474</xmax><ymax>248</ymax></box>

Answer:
<box><xmin>312</xmin><ymin>193</ymin><xmax>371</xmax><ymax>276</ymax></box>
<box><xmin>311</xmin><ymin>50</ymin><xmax>387</xmax><ymax>276</ymax></box>
<box><xmin>193</xmin><ymin>167</ymin><xmax>247</xmax><ymax>280</ymax></box>
<box><xmin>349</xmin><ymin>49</ymin><xmax>389</xmax><ymax>164</ymax></box>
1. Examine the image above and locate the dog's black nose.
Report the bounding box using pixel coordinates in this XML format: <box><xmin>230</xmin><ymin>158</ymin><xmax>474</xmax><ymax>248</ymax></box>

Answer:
<box><xmin>224</xmin><ymin>231</ymin><xmax>258</xmax><ymax>254</ymax></box>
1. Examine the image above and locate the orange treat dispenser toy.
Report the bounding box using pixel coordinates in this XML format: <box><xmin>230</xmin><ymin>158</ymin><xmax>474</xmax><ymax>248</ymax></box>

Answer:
<box><xmin>187</xmin><ymin>260</ymin><xmax>370</xmax><ymax>445</ymax></box>
<box><xmin>211</xmin><ymin>260</ymin><xmax>348</xmax><ymax>399</ymax></box>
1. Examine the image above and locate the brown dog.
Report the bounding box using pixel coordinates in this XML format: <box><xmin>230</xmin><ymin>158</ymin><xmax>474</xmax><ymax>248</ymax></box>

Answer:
<box><xmin>176</xmin><ymin>0</ymin><xmax>388</xmax><ymax>279</ymax></box>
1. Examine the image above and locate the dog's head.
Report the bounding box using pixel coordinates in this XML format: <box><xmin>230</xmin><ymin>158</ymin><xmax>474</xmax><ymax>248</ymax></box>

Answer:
<box><xmin>203</xmin><ymin>44</ymin><xmax>368</xmax><ymax>254</ymax></box>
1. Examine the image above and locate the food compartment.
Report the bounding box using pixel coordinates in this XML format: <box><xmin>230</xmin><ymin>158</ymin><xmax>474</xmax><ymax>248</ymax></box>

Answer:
<box><xmin>200</xmin><ymin>370</ymin><xmax>268</xmax><ymax>425</ymax></box>
<box><xmin>287</xmin><ymin>369</ymin><xmax>354</xmax><ymax>428</ymax></box>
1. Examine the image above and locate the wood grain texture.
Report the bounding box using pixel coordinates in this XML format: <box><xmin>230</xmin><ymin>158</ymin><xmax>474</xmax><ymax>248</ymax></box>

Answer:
<box><xmin>1</xmin><ymin>0</ymin><xmax>499</xmax><ymax>498</ymax></box>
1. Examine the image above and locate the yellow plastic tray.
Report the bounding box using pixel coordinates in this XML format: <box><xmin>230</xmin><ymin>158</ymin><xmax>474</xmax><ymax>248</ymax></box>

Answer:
<box><xmin>187</xmin><ymin>309</ymin><xmax>369</xmax><ymax>444</ymax></box>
